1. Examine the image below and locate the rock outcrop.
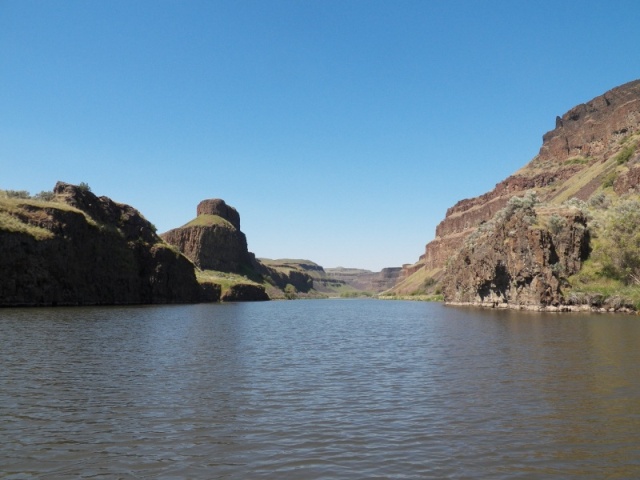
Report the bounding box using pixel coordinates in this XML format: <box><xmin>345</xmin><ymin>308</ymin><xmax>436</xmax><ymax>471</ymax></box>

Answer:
<box><xmin>221</xmin><ymin>283</ymin><xmax>270</xmax><ymax>302</ymax></box>
<box><xmin>161</xmin><ymin>199</ymin><xmax>269</xmax><ymax>301</ymax></box>
<box><xmin>161</xmin><ymin>199</ymin><xmax>254</xmax><ymax>273</ymax></box>
<box><xmin>539</xmin><ymin>81</ymin><xmax>640</xmax><ymax>162</ymax></box>
<box><xmin>0</xmin><ymin>182</ymin><xmax>215</xmax><ymax>306</ymax></box>
<box><xmin>255</xmin><ymin>261</ymin><xmax>315</xmax><ymax>293</ymax></box>
<box><xmin>254</xmin><ymin>259</ymin><xmax>325</xmax><ymax>298</ymax></box>
<box><xmin>396</xmin><ymin>79</ymin><xmax>640</xmax><ymax>301</ymax></box>
<box><xmin>442</xmin><ymin>200</ymin><xmax>590</xmax><ymax>307</ymax></box>
<box><xmin>197</xmin><ymin>199</ymin><xmax>241</xmax><ymax>230</ymax></box>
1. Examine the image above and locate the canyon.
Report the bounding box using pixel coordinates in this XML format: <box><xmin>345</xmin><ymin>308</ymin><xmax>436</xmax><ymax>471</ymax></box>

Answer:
<box><xmin>2</xmin><ymin>80</ymin><xmax>639</xmax><ymax>308</ymax></box>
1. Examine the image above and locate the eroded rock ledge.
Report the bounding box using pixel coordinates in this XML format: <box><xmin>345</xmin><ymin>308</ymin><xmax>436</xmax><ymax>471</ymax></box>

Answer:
<box><xmin>442</xmin><ymin>196</ymin><xmax>590</xmax><ymax>308</ymax></box>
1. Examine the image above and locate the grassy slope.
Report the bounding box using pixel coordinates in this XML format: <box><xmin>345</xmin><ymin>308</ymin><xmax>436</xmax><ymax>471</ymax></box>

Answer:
<box><xmin>195</xmin><ymin>269</ymin><xmax>263</xmax><ymax>297</ymax></box>
<box><xmin>182</xmin><ymin>214</ymin><xmax>233</xmax><ymax>229</ymax></box>
<box><xmin>381</xmin><ymin>266</ymin><xmax>444</xmax><ymax>301</ymax></box>
<box><xmin>0</xmin><ymin>195</ymin><xmax>92</xmax><ymax>240</ymax></box>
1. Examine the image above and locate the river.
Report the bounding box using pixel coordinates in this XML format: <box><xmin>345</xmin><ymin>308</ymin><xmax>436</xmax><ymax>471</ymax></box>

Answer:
<box><xmin>1</xmin><ymin>300</ymin><xmax>639</xmax><ymax>478</ymax></box>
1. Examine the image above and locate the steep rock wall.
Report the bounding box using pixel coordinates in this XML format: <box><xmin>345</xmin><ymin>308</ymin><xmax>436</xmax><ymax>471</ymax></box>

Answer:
<box><xmin>0</xmin><ymin>182</ymin><xmax>212</xmax><ymax>306</ymax></box>
<box><xmin>161</xmin><ymin>198</ymin><xmax>269</xmax><ymax>300</ymax></box>
<box><xmin>161</xmin><ymin>199</ymin><xmax>253</xmax><ymax>273</ymax></box>
<box><xmin>405</xmin><ymin>79</ymin><xmax>640</xmax><ymax>279</ymax></box>
<box><xmin>325</xmin><ymin>267</ymin><xmax>403</xmax><ymax>293</ymax></box>
<box><xmin>443</xmin><ymin>204</ymin><xmax>589</xmax><ymax>307</ymax></box>
<box><xmin>162</xmin><ymin>224</ymin><xmax>251</xmax><ymax>273</ymax></box>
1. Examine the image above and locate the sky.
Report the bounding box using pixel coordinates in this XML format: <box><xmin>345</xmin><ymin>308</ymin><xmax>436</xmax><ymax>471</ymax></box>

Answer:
<box><xmin>1</xmin><ymin>0</ymin><xmax>639</xmax><ymax>271</ymax></box>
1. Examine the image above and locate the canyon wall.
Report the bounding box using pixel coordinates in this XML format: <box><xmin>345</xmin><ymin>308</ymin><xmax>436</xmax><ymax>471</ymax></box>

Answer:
<box><xmin>396</xmin><ymin>80</ymin><xmax>640</xmax><ymax>303</ymax></box>
<box><xmin>417</xmin><ymin>79</ymin><xmax>640</xmax><ymax>275</ymax></box>
<box><xmin>0</xmin><ymin>182</ymin><xmax>214</xmax><ymax>306</ymax></box>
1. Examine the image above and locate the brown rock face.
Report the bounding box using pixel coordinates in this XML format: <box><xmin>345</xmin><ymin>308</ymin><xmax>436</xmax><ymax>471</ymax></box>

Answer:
<box><xmin>540</xmin><ymin>80</ymin><xmax>640</xmax><ymax>162</ymax></box>
<box><xmin>162</xmin><ymin>225</ymin><xmax>251</xmax><ymax>272</ymax></box>
<box><xmin>161</xmin><ymin>199</ymin><xmax>253</xmax><ymax>273</ymax></box>
<box><xmin>221</xmin><ymin>283</ymin><xmax>269</xmax><ymax>302</ymax></box>
<box><xmin>325</xmin><ymin>267</ymin><xmax>403</xmax><ymax>293</ymax></box>
<box><xmin>614</xmin><ymin>161</ymin><xmax>640</xmax><ymax>195</ymax></box>
<box><xmin>196</xmin><ymin>199</ymin><xmax>241</xmax><ymax>230</ymax></box>
<box><xmin>254</xmin><ymin>262</ymin><xmax>315</xmax><ymax>293</ymax></box>
<box><xmin>0</xmin><ymin>182</ymin><xmax>211</xmax><ymax>306</ymax></box>
<box><xmin>443</xmin><ymin>203</ymin><xmax>589</xmax><ymax>307</ymax></box>
<box><xmin>404</xmin><ymin>79</ymin><xmax>640</xmax><ymax>280</ymax></box>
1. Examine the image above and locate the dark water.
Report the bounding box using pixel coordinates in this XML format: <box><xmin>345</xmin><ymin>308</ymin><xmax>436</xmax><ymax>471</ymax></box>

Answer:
<box><xmin>1</xmin><ymin>300</ymin><xmax>639</xmax><ymax>479</ymax></box>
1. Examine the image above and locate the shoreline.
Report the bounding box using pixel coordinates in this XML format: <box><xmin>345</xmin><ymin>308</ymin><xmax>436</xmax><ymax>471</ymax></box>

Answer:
<box><xmin>445</xmin><ymin>301</ymin><xmax>638</xmax><ymax>314</ymax></box>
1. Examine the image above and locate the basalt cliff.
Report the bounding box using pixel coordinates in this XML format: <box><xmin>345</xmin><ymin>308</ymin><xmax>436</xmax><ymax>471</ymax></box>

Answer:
<box><xmin>160</xmin><ymin>199</ymin><xmax>269</xmax><ymax>301</ymax></box>
<box><xmin>394</xmin><ymin>79</ymin><xmax>640</xmax><ymax>311</ymax></box>
<box><xmin>161</xmin><ymin>199</ymin><xmax>254</xmax><ymax>273</ymax></box>
<box><xmin>0</xmin><ymin>182</ymin><xmax>217</xmax><ymax>306</ymax></box>
<box><xmin>160</xmin><ymin>200</ymin><xmax>403</xmax><ymax>300</ymax></box>
<box><xmin>324</xmin><ymin>267</ymin><xmax>403</xmax><ymax>293</ymax></box>
<box><xmin>159</xmin><ymin>200</ymin><xmax>337</xmax><ymax>300</ymax></box>
<box><xmin>256</xmin><ymin>260</ymin><xmax>402</xmax><ymax>298</ymax></box>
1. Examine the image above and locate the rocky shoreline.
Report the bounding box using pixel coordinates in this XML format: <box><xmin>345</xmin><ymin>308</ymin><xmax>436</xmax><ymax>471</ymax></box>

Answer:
<box><xmin>446</xmin><ymin>301</ymin><xmax>637</xmax><ymax>314</ymax></box>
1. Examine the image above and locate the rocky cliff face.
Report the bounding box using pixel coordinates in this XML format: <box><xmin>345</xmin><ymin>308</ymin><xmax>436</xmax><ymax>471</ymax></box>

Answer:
<box><xmin>253</xmin><ymin>259</ymin><xmax>402</xmax><ymax>297</ymax></box>
<box><xmin>325</xmin><ymin>267</ymin><xmax>403</xmax><ymax>293</ymax></box>
<box><xmin>255</xmin><ymin>261</ymin><xmax>315</xmax><ymax>292</ymax></box>
<box><xmin>442</xmin><ymin>198</ymin><xmax>590</xmax><ymax>308</ymax></box>
<box><xmin>161</xmin><ymin>199</ymin><xmax>269</xmax><ymax>300</ymax></box>
<box><xmin>161</xmin><ymin>199</ymin><xmax>253</xmax><ymax>273</ymax></box>
<box><xmin>539</xmin><ymin>81</ymin><xmax>640</xmax><ymax>162</ymax></box>
<box><xmin>397</xmin><ymin>79</ymin><xmax>640</xmax><ymax>301</ymax></box>
<box><xmin>197</xmin><ymin>198</ymin><xmax>241</xmax><ymax>229</ymax></box>
<box><xmin>0</xmin><ymin>182</ymin><xmax>214</xmax><ymax>306</ymax></box>
<box><xmin>254</xmin><ymin>259</ymin><xmax>324</xmax><ymax>299</ymax></box>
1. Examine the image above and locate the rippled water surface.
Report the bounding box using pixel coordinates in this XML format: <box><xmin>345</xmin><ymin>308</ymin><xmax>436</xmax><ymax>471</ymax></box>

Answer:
<box><xmin>1</xmin><ymin>300</ymin><xmax>640</xmax><ymax>478</ymax></box>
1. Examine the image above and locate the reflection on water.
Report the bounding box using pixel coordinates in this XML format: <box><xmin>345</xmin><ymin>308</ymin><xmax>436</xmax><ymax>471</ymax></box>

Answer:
<box><xmin>1</xmin><ymin>301</ymin><xmax>639</xmax><ymax>478</ymax></box>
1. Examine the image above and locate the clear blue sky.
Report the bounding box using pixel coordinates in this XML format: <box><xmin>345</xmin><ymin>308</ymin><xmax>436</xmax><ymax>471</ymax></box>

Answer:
<box><xmin>1</xmin><ymin>0</ymin><xmax>639</xmax><ymax>271</ymax></box>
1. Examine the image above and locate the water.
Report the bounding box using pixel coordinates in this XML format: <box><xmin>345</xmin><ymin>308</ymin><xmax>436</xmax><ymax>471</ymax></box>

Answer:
<box><xmin>1</xmin><ymin>300</ymin><xmax>639</xmax><ymax>479</ymax></box>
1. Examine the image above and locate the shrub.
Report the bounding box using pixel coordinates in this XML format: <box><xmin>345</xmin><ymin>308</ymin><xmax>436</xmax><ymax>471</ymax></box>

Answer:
<box><xmin>463</xmin><ymin>192</ymin><xmax>541</xmax><ymax>250</ymax></box>
<box><xmin>551</xmin><ymin>262</ymin><xmax>565</xmax><ymax>275</ymax></box>
<box><xmin>5</xmin><ymin>190</ymin><xmax>30</xmax><ymax>199</ymax></box>
<box><xmin>284</xmin><ymin>283</ymin><xmax>297</xmax><ymax>300</ymax></box>
<box><xmin>78</xmin><ymin>182</ymin><xmax>91</xmax><ymax>192</ymax></box>
<box><xmin>506</xmin><ymin>190</ymin><xmax>539</xmax><ymax>211</ymax></box>
<box><xmin>565</xmin><ymin>156</ymin><xmax>589</xmax><ymax>165</ymax></box>
<box><xmin>602</xmin><ymin>171</ymin><xmax>617</xmax><ymax>188</ymax></box>
<box><xmin>563</xmin><ymin>197</ymin><xmax>588</xmax><ymax>210</ymax></box>
<box><xmin>588</xmin><ymin>192</ymin><xmax>609</xmax><ymax>209</ymax></box>
<box><xmin>614</xmin><ymin>142</ymin><xmax>637</xmax><ymax>165</ymax></box>
<box><xmin>34</xmin><ymin>191</ymin><xmax>55</xmax><ymax>201</ymax></box>
<box><xmin>595</xmin><ymin>199</ymin><xmax>640</xmax><ymax>284</ymax></box>
<box><xmin>548</xmin><ymin>214</ymin><xmax>566</xmax><ymax>235</ymax></box>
